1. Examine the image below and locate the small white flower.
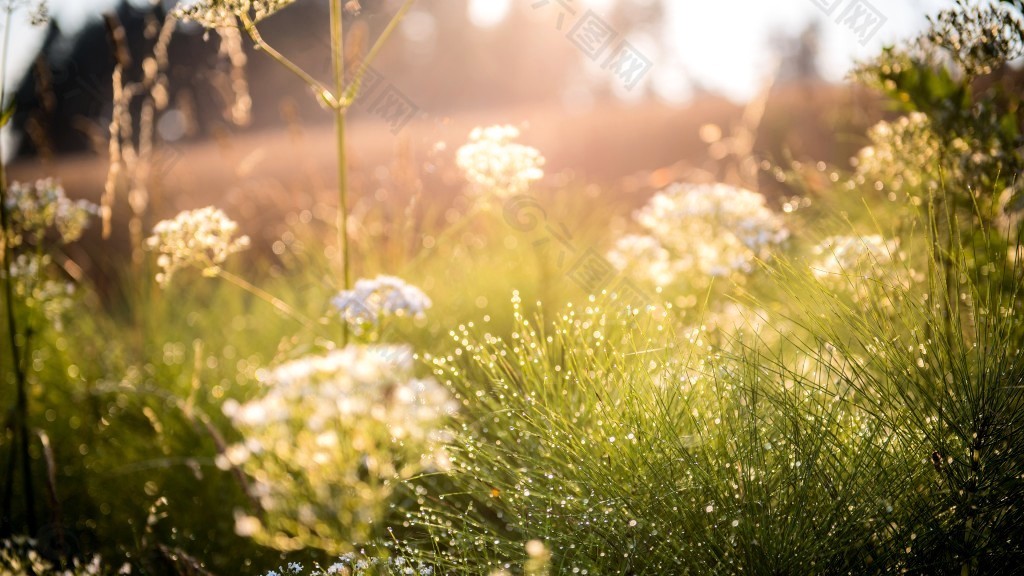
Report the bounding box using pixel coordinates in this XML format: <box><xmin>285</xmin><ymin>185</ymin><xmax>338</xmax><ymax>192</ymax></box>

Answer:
<box><xmin>609</xmin><ymin>182</ymin><xmax>788</xmax><ymax>286</ymax></box>
<box><xmin>234</xmin><ymin>344</ymin><xmax>455</xmax><ymax>437</ymax></box>
<box><xmin>525</xmin><ymin>539</ymin><xmax>548</xmax><ymax>559</ymax></box>
<box><xmin>331</xmin><ymin>275</ymin><xmax>432</xmax><ymax>328</ymax></box>
<box><xmin>223</xmin><ymin>443</ymin><xmax>251</xmax><ymax>466</ymax></box>
<box><xmin>173</xmin><ymin>0</ymin><xmax>295</xmax><ymax>28</ymax></box>
<box><xmin>456</xmin><ymin>125</ymin><xmax>545</xmax><ymax>198</ymax></box>
<box><xmin>145</xmin><ymin>206</ymin><xmax>250</xmax><ymax>286</ymax></box>
<box><xmin>854</xmin><ymin>112</ymin><xmax>944</xmax><ymax>194</ymax></box>
<box><xmin>608</xmin><ymin>234</ymin><xmax>681</xmax><ymax>286</ymax></box>
<box><xmin>227</xmin><ymin>344</ymin><xmax>456</xmax><ymax>544</ymax></box>
<box><xmin>3</xmin><ymin>179</ymin><xmax>98</xmax><ymax>247</ymax></box>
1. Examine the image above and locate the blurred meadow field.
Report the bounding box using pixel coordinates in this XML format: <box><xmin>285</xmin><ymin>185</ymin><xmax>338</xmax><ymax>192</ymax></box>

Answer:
<box><xmin>1</xmin><ymin>0</ymin><xmax>1023</xmax><ymax>575</ymax></box>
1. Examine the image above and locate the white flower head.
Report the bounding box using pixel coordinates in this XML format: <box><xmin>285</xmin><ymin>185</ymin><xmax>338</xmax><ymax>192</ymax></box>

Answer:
<box><xmin>854</xmin><ymin>112</ymin><xmax>948</xmax><ymax>195</ymax></box>
<box><xmin>456</xmin><ymin>125</ymin><xmax>545</xmax><ymax>199</ymax></box>
<box><xmin>145</xmin><ymin>206</ymin><xmax>250</xmax><ymax>286</ymax></box>
<box><xmin>173</xmin><ymin>0</ymin><xmax>295</xmax><ymax>28</ymax></box>
<box><xmin>227</xmin><ymin>344</ymin><xmax>457</xmax><ymax>542</ymax></box>
<box><xmin>331</xmin><ymin>275</ymin><xmax>432</xmax><ymax>329</ymax></box>
<box><xmin>4</xmin><ymin>179</ymin><xmax>98</xmax><ymax>247</ymax></box>
<box><xmin>610</xmin><ymin>182</ymin><xmax>788</xmax><ymax>286</ymax></box>
<box><xmin>608</xmin><ymin>234</ymin><xmax>681</xmax><ymax>286</ymax></box>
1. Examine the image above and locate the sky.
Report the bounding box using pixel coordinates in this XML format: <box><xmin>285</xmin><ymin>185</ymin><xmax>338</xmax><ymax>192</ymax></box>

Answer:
<box><xmin>467</xmin><ymin>0</ymin><xmax>955</xmax><ymax>101</ymax></box>
<box><xmin>662</xmin><ymin>0</ymin><xmax>953</xmax><ymax>100</ymax></box>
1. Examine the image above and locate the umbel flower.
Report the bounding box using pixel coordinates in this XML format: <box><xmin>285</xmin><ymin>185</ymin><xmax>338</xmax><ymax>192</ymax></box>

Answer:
<box><xmin>221</xmin><ymin>344</ymin><xmax>456</xmax><ymax>549</ymax></box>
<box><xmin>145</xmin><ymin>206</ymin><xmax>250</xmax><ymax>286</ymax></box>
<box><xmin>456</xmin><ymin>125</ymin><xmax>545</xmax><ymax>199</ymax></box>
<box><xmin>332</xmin><ymin>275</ymin><xmax>432</xmax><ymax>330</ymax></box>
<box><xmin>227</xmin><ymin>344</ymin><xmax>455</xmax><ymax>438</ymax></box>
<box><xmin>3</xmin><ymin>178</ymin><xmax>98</xmax><ymax>247</ymax></box>
<box><xmin>852</xmin><ymin>112</ymin><xmax>959</xmax><ymax>195</ymax></box>
<box><xmin>173</xmin><ymin>0</ymin><xmax>295</xmax><ymax>28</ymax></box>
<box><xmin>853</xmin><ymin>111</ymin><xmax>1021</xmax><ymax>212</ymax></box>
<box><xmin>609</xmin><ymin>182</ymin><xmax>788</xmax><ymax>286</ymax></box>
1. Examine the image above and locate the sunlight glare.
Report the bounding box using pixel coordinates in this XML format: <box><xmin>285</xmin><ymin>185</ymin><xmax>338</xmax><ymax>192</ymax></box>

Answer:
<box><xmin>468</xmin><ymin>0</ymin><xmax>511</xmax><ymax>28</ymax></box>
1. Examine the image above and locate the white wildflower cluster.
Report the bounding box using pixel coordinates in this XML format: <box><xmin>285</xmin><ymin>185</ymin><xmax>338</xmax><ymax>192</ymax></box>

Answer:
<box><xmin>922</xmin><ymin>1</ymin><xmax>1024</xmax><ymax>77</ymax></box>
<box><xmin>1</xmin><ymin>180</ymin><xmax>94</xmax><ymax>331</ymax></box>
<box><xmin>853</xmin><ymin>113</ymin><xmax>954</xmax><ymax>196</ymax></box>
<box><xmin>222</xmin><ymin>345</ymin><xmax>456</xmax><ymax>550</ymax></box>
<box><xmin>609</xmin><ymin>183</ymin><xmax>788</xmax><ymax>286</ymax></box>
<box><xmin>607</xmin><ymin>234</ymin><xmax>675</xmax><ymax>286</ymax></box>
<box><xmin>227</xmin><ymin>345</ymin><xmax>453</xmax><ymax>439</ymax></box>
<box><xmin>456</xmin><ymin>125</ymin><xmax>545</xmax><ymax>199</ymax></box>
<box><xmin>261</xmin><ymin>554</ymin><xmax>435</xmax><ymax>576</ymax></box>
<box><xmin>853</xmin><ymin>112</ymin><xmax>1021</xmax><ymax>212</ymax></box>
<box><xmin>145</xmin><ymin>206</ymin><xmax>250</xmax><ymax>286</ymax></box>
<box><xmin>4</xmin><ymin>179</ymin><xmax>98</xmax><ymax>248</ymax></box>
<box><xmin>173</xmin><ymin>0</ymin><xmax>294</xmax><ymax>28</ymax></box>
<box><xmin>332</xmin><ymin>275</ymin><xmax>432</xmax><ymax>332</ymax></box>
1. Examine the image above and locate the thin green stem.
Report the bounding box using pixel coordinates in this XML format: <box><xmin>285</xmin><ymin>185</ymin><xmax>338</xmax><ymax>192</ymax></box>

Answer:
<box><xmin>0</xmin><ymin>0</ymin><xmax>37</xmax><ymax>536</ymax></box>
<box><xmin>342</xmin><ymin>0</ymin><xmax>417</xmax><ymax>107</ymax></box>
<box><xmin>238</xmin><ymin>12</ymin><xmax>338</xmax><ymax>109</ymax></box>
<box><xmin>216</xmin><ymin>269</ymin><xmax>316</xmax><ymax>329</ymax></box>
<box><xmin>239</xmin><ymin>0</ymin><xmax>417</xmax><ymax>350</ymax></box>
<box><xmin>330</xmin><ymin>0</ymin><xmax>350</xmax><ymax>347</ymax></box>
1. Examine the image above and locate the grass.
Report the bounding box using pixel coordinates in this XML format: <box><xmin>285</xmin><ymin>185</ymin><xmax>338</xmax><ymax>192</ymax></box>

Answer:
<box><xmin>1</xmin><ymin>1</ymin><xmax>1023</xmax><ymax>575</ymax></box>
<box><xmin>391</xmin><ymin>204</ymin><xmax>1022</xmax><ymax>574</ymax></box>
<box><xmin>3</xmin><ymin>151</ymin><xmax>1023</xmax><ymax>575</ymax></box>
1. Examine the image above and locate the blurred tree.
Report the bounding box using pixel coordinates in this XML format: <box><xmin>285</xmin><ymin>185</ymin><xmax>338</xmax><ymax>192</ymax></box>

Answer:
<box><xmin>771</xmin><ymin>21</ymin><xmax>822</xmax><ymax>84</ymax></box>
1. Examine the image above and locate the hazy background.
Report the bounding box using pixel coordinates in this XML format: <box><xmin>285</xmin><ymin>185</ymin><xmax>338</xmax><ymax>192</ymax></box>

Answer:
<box><xmin>1</xmin><ymin>0</ymin><xmax>953</xmax><ymax>158</ymax></box>
<box><xmin>1</xmin><ymin>0</ymin><xmax>959</xmax><ymax>261</ymax></box>
<box><xmin>3</xmin><ymin>0</ymin><xmax>951</xmax><ymax>105</ymax></box>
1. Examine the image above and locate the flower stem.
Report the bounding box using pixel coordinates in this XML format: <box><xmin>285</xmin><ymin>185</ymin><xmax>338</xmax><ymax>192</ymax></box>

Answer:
<box><xmin>330</xmin><ymin>0</ymin><xmax>351</xmax><ymax>347</ymax></box>
<box><xmin>216</xmin><ymin>269</ymin><xmax>316</xmax><ymax>329</ymax></box>
<box><xmin>0</xmin><ymin>0</ymin><xmax>38</xmax><ymax>537</ymax></box>
<box><xmin>238</xmin><ymin>12</ymin><xmax>338</xmax><ymax>108</ymax></box>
